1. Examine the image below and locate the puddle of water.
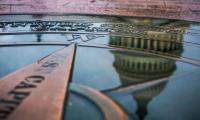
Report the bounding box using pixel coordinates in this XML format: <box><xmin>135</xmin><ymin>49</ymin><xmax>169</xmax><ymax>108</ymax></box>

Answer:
<box><xmin>71</xmin><ymin>46</ymin><xmax>200</xmax><ymax>120</ymax></box>
<box><xmin>0</xmin><ymin>34</ymin><xmax>67</xmax><ymax>42</ymax></box>
<box><xmin>0</xmin><ymin>16</ymin><xmax>200</xmax><ymax>120</ymax></box>
<box><xmin>65</xmin><ymin>92</ymin><xmax>103</xmax><ymax>120</ymax></box>
<box><xmin>70</xmin><ymin>19</ymin><xmax>200</xmax><ymax>120</ymax></box>
<box><xmin>0</xmin><ymin>45</ymin><xmax>64</xmax><ymax>78</ymax></box>
<box><xmin>72</xmin><ymin>46</ymin><xmax>199</xmax><ymax>90</ymax></box>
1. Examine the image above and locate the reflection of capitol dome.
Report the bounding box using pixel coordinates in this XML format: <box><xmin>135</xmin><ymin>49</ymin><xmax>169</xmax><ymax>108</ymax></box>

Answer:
<box><xmin>110</xmin><ymin>36</ymin><xmax>179</xmax><ymax>119</ymax></box>
<box><xmin>110</xmin><ymin>21</ymin><xmax>186</xmax><ymax>85</ymax></box>
<box><xmin>109</xmin><ymin>21</ymin><xmax>188</xmax><ymax>120</ymax></box>
<box><xmin>112</xmin><ymin>51</ymin><xmax>176</xmax><ymax>86</ymax></box>
<box><xmin>111</xmin><ymin>48</ymin><xmax>177</xmax><ymax>120</ymax></box>
<box><xmin>110</xmin><ymin>48</ymin><xmax>175</xmax><ymax>119</ymax></box>
<box><xmin>134</xmin><ymin>81</ymin><xmax>167</xmax><ymax>120</ymax></box>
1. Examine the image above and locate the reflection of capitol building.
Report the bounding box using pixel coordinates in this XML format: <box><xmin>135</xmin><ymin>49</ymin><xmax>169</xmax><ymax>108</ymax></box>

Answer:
<box><xmin>109</xmin><ymin>19</ymin><xmax>188</xmax><ymax>54</ymax></box>
<box><xmin>112</xmin><ymin>51</ymin><xmax>176</xmax><ymax>85</ymax></box>
<box><xmin>110</xmin><ymin>38</ymin><xmax>179</xmax><ymax>119</ymax></box>
<box><xmin>134</xmin><ymin>81</ymin><xmax>167</xmax><ymax>120</ymax></box>
<box><xmin>109</xmin><ymin>20</ymin><xmax>188</xmax><ymax>120</ymax></box>
<box><xmin>111</xmin><ymin>45</ymin><xmax>178</xmax><ymax>119</ymax></box>
<box><xmin>109</xmin><ymin>31</ymin><xmax>183</xmax><ymax>53</ymax></box>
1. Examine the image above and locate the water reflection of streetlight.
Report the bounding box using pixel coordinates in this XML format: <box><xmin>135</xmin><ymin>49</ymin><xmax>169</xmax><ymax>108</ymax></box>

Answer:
<box><xmin>109</xmin><ymin>20</ymin><xmax>188</xmax><ymax>120</ymax></box>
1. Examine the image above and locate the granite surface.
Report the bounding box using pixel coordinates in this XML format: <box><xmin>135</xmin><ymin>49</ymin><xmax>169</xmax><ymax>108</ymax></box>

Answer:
<box><xmin>0</xmin><ymin>0</ymin><xmax>200</xmax><ymax>22</ymax></box>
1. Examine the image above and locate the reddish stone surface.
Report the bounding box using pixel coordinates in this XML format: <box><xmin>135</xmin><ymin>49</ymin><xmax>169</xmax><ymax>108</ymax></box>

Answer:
<box><xmin>0</xmin><ymin>0</ymin><xmax>200</xmax><ymax>22</ymax></box>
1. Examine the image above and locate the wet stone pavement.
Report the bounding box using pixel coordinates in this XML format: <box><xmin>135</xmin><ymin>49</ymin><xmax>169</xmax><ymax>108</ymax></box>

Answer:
<box><xmin>1</xmin><ymin>0</ymin><xmax>200</xmax><ymax>21</ymax></box>
<box><xmin>0</xmin><ymin>15</ymin><xmax>200</xmax><ymax>120</ymax></box>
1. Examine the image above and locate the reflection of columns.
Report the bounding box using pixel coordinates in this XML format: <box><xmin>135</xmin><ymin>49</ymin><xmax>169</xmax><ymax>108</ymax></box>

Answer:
<box><xmin>109</xmin><ymin>32</ymin><xmax>183</xmax><ymax>53</ymax></box>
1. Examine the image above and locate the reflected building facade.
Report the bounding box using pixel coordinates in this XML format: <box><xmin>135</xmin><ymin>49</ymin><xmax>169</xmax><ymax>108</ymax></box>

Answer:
<box><xmin>109</xmin><ymin>20</ymin><xmax>188</xmax><ymax>120</ymax></box>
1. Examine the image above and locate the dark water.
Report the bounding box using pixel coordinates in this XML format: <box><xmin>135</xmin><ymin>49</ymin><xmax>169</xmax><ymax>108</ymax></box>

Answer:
<box><xmin>0</xmin><ymin>16</ymin><xmax>200</xmax><ymax>120</ymax></box>
<box><xmin>70</xmin><ymin>46</ymin><xmax>200</xmax><ymax>120</ymax></box>
<box><xmin>0</xmin><ymin>45</ymin><xmax>64</xmax><ymax>77</ymax></box>
<box><xmin>69</xmin><ymin>19</ymin><xmax>200</xmax><ymax>120</ymax></box>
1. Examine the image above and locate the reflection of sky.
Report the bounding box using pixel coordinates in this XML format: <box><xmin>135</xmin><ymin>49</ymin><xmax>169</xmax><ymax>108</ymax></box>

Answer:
<box><xmin>0</xmin><ymin>20</ymin><xmax>200</xmax><ymax>120</ymax></box>
<box><xmin>0</xmin><ymin>35</ymin><xmax>35</xmax><ymax>42</ymax></box>
<box><xmin>174</xmin><ymin>61</ymin><xmax>199</xmax><ymax>74</ymax></box>
<box><xmin>184</xmin><ymin>24</ymin><xmax>200</xmax><ymax>44</ymax></box>
<box><xmin>182</xmin><ymin>44</ymin><xmax>200</xmax><ymax>61</ymax></box>
<box><xmin>108</xmin><ymin>93</ymin><xmax>138</xmax><ymax>118</ymax></box>
<box><xmin>65</xmin><ymin>93</ymin><xmax>103</xmax><ymax>120</ymax></box>
<box><xmin>183</xmin><ymin>24</ymin><xmax>200</xmax><ymax>61</ymax></box>
<box><xmin>0</xmin><ymin>34</ymin><xmax>67</xmax><ymax>42</ymax></box>
<box><xmin>72</xmin><ymin>45</ymin><xmax>200</xmax><ymax>120</ymax></box>
<box><xmin>146</xmin><ymin>69</ymin><xmax>200</xmax><ymax>120</ymax></box>
<box><xmin>0</xmin><ymin>46</ymin><xmax>63</xmax><ymax>78</ymax></box>
<box><xmin>72</xmin><ymin>47</ymin><xmax>121</xmax><ymax>90</ymax></box>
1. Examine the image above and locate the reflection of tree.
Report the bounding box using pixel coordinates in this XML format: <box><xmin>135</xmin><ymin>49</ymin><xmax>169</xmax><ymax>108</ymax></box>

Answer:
<box><xmin>109</xmin><ymin>20</ymin><xmax>188</xmax><ymax>120</ymax></box>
